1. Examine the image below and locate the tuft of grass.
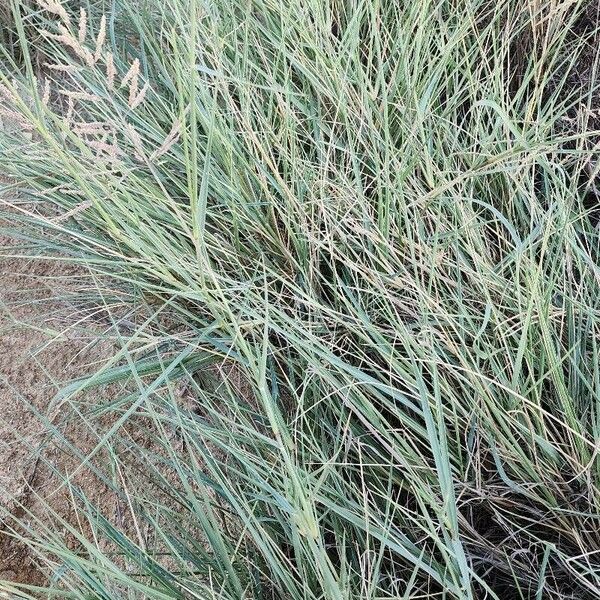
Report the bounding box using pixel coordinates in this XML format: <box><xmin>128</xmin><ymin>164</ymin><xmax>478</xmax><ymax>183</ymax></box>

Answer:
<box><xmin>2</xmin><ymin>0</ymin><xmax>600</xmax><ymax>598</ymax></box>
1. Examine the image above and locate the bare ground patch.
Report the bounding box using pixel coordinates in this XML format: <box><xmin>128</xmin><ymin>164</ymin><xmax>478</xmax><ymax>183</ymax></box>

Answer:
<box><xmin>0</xmin><ymin>245</ymin><xmax>117</xmax><ymax>585</ymax></box>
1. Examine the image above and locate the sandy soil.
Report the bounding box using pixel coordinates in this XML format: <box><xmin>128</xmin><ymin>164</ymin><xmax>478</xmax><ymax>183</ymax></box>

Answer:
<box><xmin>0</xmin><ymin>236</ymin><xmax>198</xmax><ymax>589</ymax></box>
<box><xmin>0</xmin><ymin>245</ymin><xmax>117</xmax><ymax>584</ymax></box>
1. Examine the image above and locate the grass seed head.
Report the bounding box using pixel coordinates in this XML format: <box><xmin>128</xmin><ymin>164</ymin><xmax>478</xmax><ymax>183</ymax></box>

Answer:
<box><xmin>42</xmin><ymin>79</ymin><xmax>51</xmax><ymax>106</ymax></box>
<box><xmin>105</xmin><ymin>52</ymin><xmax>116</xmax><ymax>91</ymax></box>
<box><xmin>121</xmin><ymin>58</ymin><xmax>140</xmax><ymax>89</ymax></box>
<box><xmin>49</xmin><ymin>26</ymin><xmax>95</xmax><ymax>67</ymax></box>
<box><xmin>78</xmin><ymin>7</ymin><xmax>87</xmax><ymax>44</ymax></box>
<box><xmin>94</xmin><ymin>16</ymin><xmax>107</xmax><ymax>63</ymax></box>
<box><xmin>129</xmin><ymin>82</ymin><xmax>149</xmax><ymax>109</ymax></box>
<box><xmin>151</xmin><ymin>119</ymin><xmax>182</xmax><ymax>160</ymax></box>
<box><xmin>37</xmin><ymin>0</ymin><xmax>70</xmax><ymax>26</ymax></box>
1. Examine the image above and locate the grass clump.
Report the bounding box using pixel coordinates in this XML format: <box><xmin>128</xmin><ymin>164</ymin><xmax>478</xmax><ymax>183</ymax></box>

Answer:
<box><xmin>2</xmin><ymin>0</ymin><xmax>600</xmax><ymax>598</ymax></box>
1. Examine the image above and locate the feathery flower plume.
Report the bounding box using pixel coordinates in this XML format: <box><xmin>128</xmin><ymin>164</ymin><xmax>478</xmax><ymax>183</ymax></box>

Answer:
<box><xmin>106</xmin><ymin>52</ymin><xmax>116</xmax><ymax>91</ymax></box>
<box><xmin>129</xmin><ymin>82</ymin><xmax>149</xmax><ymax>109</ymax></box>
<box><xmin>150</xmin><ymin>118</ymin><xmax>182</xmax><ymax>160</ymax></box>
<box><xmin>42</xmin><ymin>79</ymin><xmax>51</xmax><ymax>106</ymax></box>
<box><xmin>121</xmin><ymin>58</ymin><xmax>140</xmax><ymax>89</ymax></box>
<box><xmin>78</xmin><ymin>8</ymin><xmax>87</xmax><ymax>43</ymax></box>
<box><xmin>37</xmin><ymin>0</ymin><xmax>70</xmax><ymax>26</ymax></box>
<box><xmin>94</xmin><ymin>16</ymin><xmax>107</xmax><ymax>63</ymax></box>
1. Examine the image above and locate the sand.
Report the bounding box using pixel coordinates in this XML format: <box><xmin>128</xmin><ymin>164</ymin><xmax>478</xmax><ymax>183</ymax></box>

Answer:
<box><xmin>0</xmin><ymin>246</ymin><xmax>116</xmax><ymax>584</ymax></box>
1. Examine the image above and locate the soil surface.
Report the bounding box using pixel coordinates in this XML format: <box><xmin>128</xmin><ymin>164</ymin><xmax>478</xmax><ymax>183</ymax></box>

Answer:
<box><xmin>0</xmin><ymin>246</ymin><xmax>116</xmax><ymax>585</ymax></box>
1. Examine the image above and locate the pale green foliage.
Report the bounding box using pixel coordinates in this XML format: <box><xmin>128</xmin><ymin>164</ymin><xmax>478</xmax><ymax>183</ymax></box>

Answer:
<box><xmin>1</xmin><ymin>0</ymin><xmax>600</xmax><ymax>598</ymax></box>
